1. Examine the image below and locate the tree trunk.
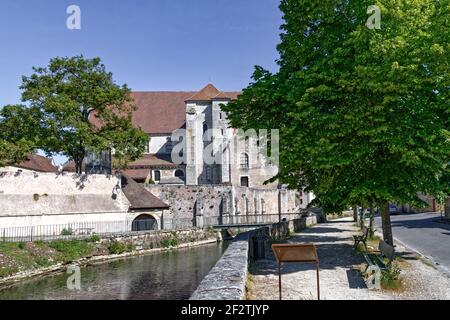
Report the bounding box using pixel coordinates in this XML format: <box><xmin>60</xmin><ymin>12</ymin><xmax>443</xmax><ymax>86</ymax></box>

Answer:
<box><xmin>368</xmin><ymin>207</ymin><xmax>375</xmax><ymax>238</ymax></box>
<box><xmin>445</xmin><ymin>198</ymin><xmax>450</xmax><ymax>220</ymax></box>
<box><xmin>359</xmin><ymin>207</ymin><xmax>366</xmax><ymax>228</ymax></box>
<box><xmin>353</xmin><ymin>206</ymin><xmax>358</xmax><ymax>222</ymax></box>
<box><xmin>380</xmin><ymin>203</ymin><xmax>394</xmax><ymax>246</ymax></box>
<box><xmin>74</xmin><ymin>154</ymin><xmax>84</xmax><ymax>175</ymax></box>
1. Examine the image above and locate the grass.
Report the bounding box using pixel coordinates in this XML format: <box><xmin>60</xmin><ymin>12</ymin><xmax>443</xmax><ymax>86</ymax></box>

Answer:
<box><xmin>107</xmin><ymin>241</ymin><xmax>133</xmax><ymax>254</ymax></box>
<box><xmin>354</xmin><ymin>235</ymin><xmax>406</xmax><ymax>292</ymax></box>
<box><xmin>48</xmin><ymin>240</ymin><xmax>95</xmax><ymax>263</ymax></box>
<box><xmin>245</xmin><ymin>273</ymin><xmax>256</xmax><ymax>300</ymax></box>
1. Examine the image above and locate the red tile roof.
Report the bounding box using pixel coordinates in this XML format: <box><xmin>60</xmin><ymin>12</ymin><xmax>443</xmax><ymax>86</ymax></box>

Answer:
<box><xmin>15</xmin><ymin>154</ymin><xmax>57</xmax><ymax>173</ymax></box>
<box><xmin>89</xmin><ymin>84</ymin><xmax>240</xmax><ymax>135</ymax></box>
<box><xmin>121</xmin><ymin>169</ymin><xmax>150</xmax><ymax>180</ymax></box>
<box><xmin>121</xmin><ymin>174</ymin><xmax>169</xmax><ymax>210</ymax></box>
<box><xmin>186</xmin><ymin>84</ymin><xmax>240</xmax><ymax>101</ymax></box>
<box><xmin>127</xmin><ymin>154</ymin><xmax>177</xmax><ymax>168</ymax></box>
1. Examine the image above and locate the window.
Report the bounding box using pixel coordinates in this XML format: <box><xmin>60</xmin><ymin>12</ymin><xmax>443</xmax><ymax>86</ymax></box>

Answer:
<box><xmin>261</xmin><ymin>199</ymin><xmax>266</xmax><ymax>213</ymax></box>
<box><xmin>203</xmin><ymin>123</ymin><xmax>208</xmax><ymax>134</ymax></box>
<box><xmin>240</xmin><ymin>153</ymin><xmax>249</xmax><ymax>169</ymax></box>
<box><xmin>219</xmin><ymin>112</ymin><xmax>222</xmax><ymax>120</ymax></box>
<box><xmin>154</xmin><ymin>170</ymin><xmax>161</xmax><ymax>181</ymax></box>
<box><xmin>240</xmin><ymin>176</ymin><xmax>249</xmax><ymax>187</ymax></box>
<box><xmin>175</xmin><ymin>169</ymin><xmax>185</xmax><ymax>178</ymax></box>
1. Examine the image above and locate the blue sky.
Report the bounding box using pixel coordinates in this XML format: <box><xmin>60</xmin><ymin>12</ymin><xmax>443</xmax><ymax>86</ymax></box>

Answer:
<box><xmin>0</xmin><ymin>0</ymin><xmax>283</xmax><ymax>105</ymax></box>
<box><xmin>0</xmin><ymin>0</ymin><xmax>283</xmax><ymax>165</ymax></box>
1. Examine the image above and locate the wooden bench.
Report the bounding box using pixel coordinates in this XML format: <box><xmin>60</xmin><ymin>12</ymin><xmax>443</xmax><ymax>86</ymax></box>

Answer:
<box><xmin>362</xmin><ymin>240</ymin><xmax>395</xmax><ymax>272</ymax></box>
<box><xmin>353</xmin><ymin>227</ymin><xmax>369</xmax><ymax>251</ymax></box>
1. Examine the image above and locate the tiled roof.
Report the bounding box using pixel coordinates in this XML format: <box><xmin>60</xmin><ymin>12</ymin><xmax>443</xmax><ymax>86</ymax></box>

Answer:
<box><xmin>121</xmin><ymin>174</ymin><xmax>169</xmax><ymax>210</ymax></box>
<box><xmin>89</xmin><ymin>84</ymin><xmax>240</xmax><ymax>135</ymax></box>
<box><xmin>16</xmin><ymin>154</ymin><xmax>57</xmax><ymax>173</ymax></box>
<box><xmin>186</xmin><ymin>84</ymin><xmax>240</xmax><ymax>102</ymax></box>
<box><xmin>62</xmin><ymin>159</ymin><xmax>85</xmax><ymax>172</ymax></box>
<box><xmin>121</xmin><ymin>169</ymin><xmax>150</xmax><ymax>180</ymax></box>
<box><xmin>128</xmin><ymin>154</ymin><xmax>178</xmax><ymax>168</ymax></box>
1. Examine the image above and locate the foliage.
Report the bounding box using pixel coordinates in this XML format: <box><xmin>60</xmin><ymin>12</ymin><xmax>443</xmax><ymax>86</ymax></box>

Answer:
<box><xmin>60</xmin><ymin>228</ymin><xmax>73</xmax><ymax>236</ymax></box>
<box><xmin>381</xmin><ymin>263</ymin><xmax>402</xmax><ymax>290</ymax></box>
<box><xmin>0</xmin><ymin>56</ymin><xmax>148</xmax><ymax>173</ymax></box>
<box><xmin>223</xmin><ymin>0</ymin><xmax>449</xmax><ymax>245</ymax></box>
<box><xmin>107</xmin><ymin>240</ymin><xmax>132</xmax><ymax>254</ymax></box>
<box><xmin>88</xmin><ymin>235</ymin><xmax>101</xmax><ymax>243</ymax></box>
<box><xmin>160</xmin><ymin>237</ymin><xmax>178</xmax><ymax>248</ymax></box>
<box><xmin>48</xmin><ymin>240</ymin><xmax>94</xmax><ymax>263</ymax></box>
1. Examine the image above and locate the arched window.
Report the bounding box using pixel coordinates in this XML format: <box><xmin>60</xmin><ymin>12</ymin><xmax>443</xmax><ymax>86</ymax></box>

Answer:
<box><xmin>203</xmin><ymin>123</ymin><xmax>208</xmax><ymax>134</ymax></box>
<box><xmin>132</xmin><ymin>214</ymin><xmax>157</xmax><ymax>231</ymax></box>
<box><xmin>154</xmin><ymin>170</ymin><xmax>161</xmax><ymax>181</ymax></box>
<box><xmin>240</xmin><ymin>153</ymin><xmax>249</xmax><ymax>169</ymax></box>
<box><xmin>175</xmin><ymin>169</ymin><xmax>185</xmax><ymax>178</ymax></box>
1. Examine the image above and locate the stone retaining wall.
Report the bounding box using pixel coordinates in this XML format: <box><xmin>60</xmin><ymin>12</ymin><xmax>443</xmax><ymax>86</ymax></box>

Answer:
<box><xmin>94</xmin><ymin>228</ymin><xmax>220</xmax><ymax>254</ymax></box>
<box><xmin>0</xmin><ymin>228</ymin><xmax>221</xmax><ymax>289</ymax></box>
<box><xmin>190</xmin><ymin>215</ymin><xmax>318</xmax><ymax>300</ymax></box>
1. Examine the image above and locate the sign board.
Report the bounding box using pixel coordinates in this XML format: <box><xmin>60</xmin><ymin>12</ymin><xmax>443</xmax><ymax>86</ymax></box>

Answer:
<box><xmin>272</xmin><ymin>243</ymin><xmax>320</xmax><ymax>300</ymax></box>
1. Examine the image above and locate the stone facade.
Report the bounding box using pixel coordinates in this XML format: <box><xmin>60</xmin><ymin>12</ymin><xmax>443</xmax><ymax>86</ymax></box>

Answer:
<box><xmin>0</xmin><ymin>172</ymin><xmax>166</xmax><ymax>231</ymax></box>
<box><xmin>147</xmin><ymin>184</ymin><xmax>312</xmax><ymax>229</ymax></box>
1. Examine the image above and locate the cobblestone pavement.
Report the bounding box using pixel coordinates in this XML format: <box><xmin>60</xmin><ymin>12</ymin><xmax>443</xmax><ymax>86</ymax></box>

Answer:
<box><xmin>247</xmin><ymin>217</ymin><xmax>450</xmax><ymax>300</ymax></box>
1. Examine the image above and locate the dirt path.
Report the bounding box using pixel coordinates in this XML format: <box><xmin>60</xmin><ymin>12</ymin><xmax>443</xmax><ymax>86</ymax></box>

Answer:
<box><xmin>247</xmin><ymin>217</ymin><xmax>450</xmax><ymax>300</ymax></box>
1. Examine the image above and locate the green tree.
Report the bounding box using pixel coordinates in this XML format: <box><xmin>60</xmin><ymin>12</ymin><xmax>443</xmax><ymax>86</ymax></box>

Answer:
<box><xmin>2</xmin><ymin>56</ymin><xmax>148</xmax><ymax>173</ymax></box>
<box><xmin>224</xmin><ymin>0</ymin><xmax>449</xmax><ymax>245</ymax></box>
<box><xmin>0</xmin><ymin>104</ymin><xmax>39</xmax><ymax>167</ymax></box>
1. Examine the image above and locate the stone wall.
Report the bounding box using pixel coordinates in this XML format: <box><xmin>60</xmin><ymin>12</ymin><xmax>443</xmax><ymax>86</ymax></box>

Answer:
<box><xmin>190</xmin><ymin>214</ymin><xmax>318</xmax><ymax>300</ymax></box>
<box><xmin>147</xmin><ymin>184</ymin><xmax>305</xmax><ymax>229</ymax></box>
<box><xmin>93</xmin><ymin>228</ymin><xmax>219</xmax><ymax>254</ymax></box>
<box><xmin>0</xmin><ymin>172</ymin><xmax>130</xmax><ymax>228</ymax></box>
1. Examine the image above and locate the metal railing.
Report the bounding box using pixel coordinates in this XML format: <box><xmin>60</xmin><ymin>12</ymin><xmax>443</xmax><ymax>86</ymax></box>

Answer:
<box><xmin>203</xmin><ymin>213</ymin><xmax>304</xmax><ymax>226</ymax></box>
<box><xmin>0</xmin><ymin>220</ymin><xmax>138</xmax><ymax>242</ymax></box>
<box><xmin>0</xmin><ymin>212</ymin><xmax>314</xmax><ymax>243</ymax></box>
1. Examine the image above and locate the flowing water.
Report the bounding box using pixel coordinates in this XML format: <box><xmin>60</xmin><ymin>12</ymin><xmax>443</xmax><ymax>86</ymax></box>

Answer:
<box><xmin>0</xmin><ymin>242</ymin><xmax>227</xmax><ymax>300</ymax></box>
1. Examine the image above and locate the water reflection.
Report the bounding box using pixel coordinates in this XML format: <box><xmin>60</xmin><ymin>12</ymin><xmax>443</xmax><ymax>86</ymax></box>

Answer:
<box><xmin>0</xmin><ymin>242</ymin><xmax>227</xmax><ymax>300</ymax></box>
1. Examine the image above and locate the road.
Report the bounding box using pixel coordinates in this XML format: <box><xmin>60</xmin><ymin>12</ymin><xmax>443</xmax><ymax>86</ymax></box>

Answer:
<box><xmin>375</xmin><ymin>212</ymin><xmax>450</xmax><ymax>275</ymax></box>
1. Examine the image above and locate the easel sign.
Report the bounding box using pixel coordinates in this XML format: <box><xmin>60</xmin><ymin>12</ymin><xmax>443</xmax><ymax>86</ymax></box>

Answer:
<box><xmin>272</xmin><ymin>243</ymin><xmax>320</xmax><ymax>300</ymax></box>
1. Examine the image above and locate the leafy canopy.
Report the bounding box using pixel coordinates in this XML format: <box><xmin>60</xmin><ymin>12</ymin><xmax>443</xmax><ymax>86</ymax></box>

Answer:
<box><xmin>0</xmin><ymin>56</ymin><xmax>148</xmax><ymax>173</ymax></box>
<box><xmin>223</xmin><ymin>0</ymin><xmax>449</xmax><ymax>213</ymax></box>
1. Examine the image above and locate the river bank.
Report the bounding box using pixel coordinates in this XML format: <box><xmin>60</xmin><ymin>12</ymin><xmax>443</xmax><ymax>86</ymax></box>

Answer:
<box><xmin>0</xmin><ymin>241</ymin><xmax>227</xmax><ymax>300</ymax></box>
<box><xmin>0</xmin><ymin>228</ymin><xmax>220</xmax><ymax>289</ymax></box>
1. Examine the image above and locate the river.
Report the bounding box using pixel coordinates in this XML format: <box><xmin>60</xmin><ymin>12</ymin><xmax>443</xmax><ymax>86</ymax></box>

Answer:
<box><xmin>0</xmin><ymin>242</ymin><xmax>227</xmax><ymax>300</ymax></box>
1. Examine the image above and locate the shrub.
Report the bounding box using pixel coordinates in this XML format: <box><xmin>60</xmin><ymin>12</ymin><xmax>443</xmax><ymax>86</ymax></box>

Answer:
<box><xmin>35</xmin><ymin>257</ymin><xmax>50</xmax><ymax>267</ymax></box>
<box><xmin>160</xmin><ymin>237</ymin><xmax>178</xmax><ymax>248</ymax></box>
<box><xmin>60</xmin><ymin>228</ymin><xmax>73</xmax><ymax>236</ymax></box>
<box><xmin>88</xmin><ymin>235</ymin><xmax>101</xmax><ymax>243</ymax></box>
<box><xmin>18</xmin><ymin>242</ymin><xmax>25</xmax><ymax>250</ymax></box>
<box><xmin>48</xmin><ymin>240</ymin><xmax>93</xmax><ymax>263</ymax></box>
<box><xmin>381</xmin><ymin>264</ymin><xmax>402</xmax><ymax>290</ymax></box>
<box><xmin>0</xmin><ymin>267</ymin><xmax>18</xmax><ymax>278</ymax></box>
<box><xmin>107</xmin><ymin>241</ymin><xmax>128</xmax><ymax>254</ymax></box>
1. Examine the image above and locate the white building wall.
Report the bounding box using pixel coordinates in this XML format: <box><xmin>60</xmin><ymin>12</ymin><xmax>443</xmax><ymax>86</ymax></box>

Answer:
<box><xmin>148</xmin><ymin>135</ymin><xmax>171</xmax><ymax>154</ymax></box>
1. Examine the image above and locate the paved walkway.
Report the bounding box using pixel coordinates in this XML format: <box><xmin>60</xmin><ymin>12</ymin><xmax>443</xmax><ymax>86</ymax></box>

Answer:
<box><xmin>247</xmin><ymin>217</ymin><xmax>450</xmax><ymax>300</ymax></box>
